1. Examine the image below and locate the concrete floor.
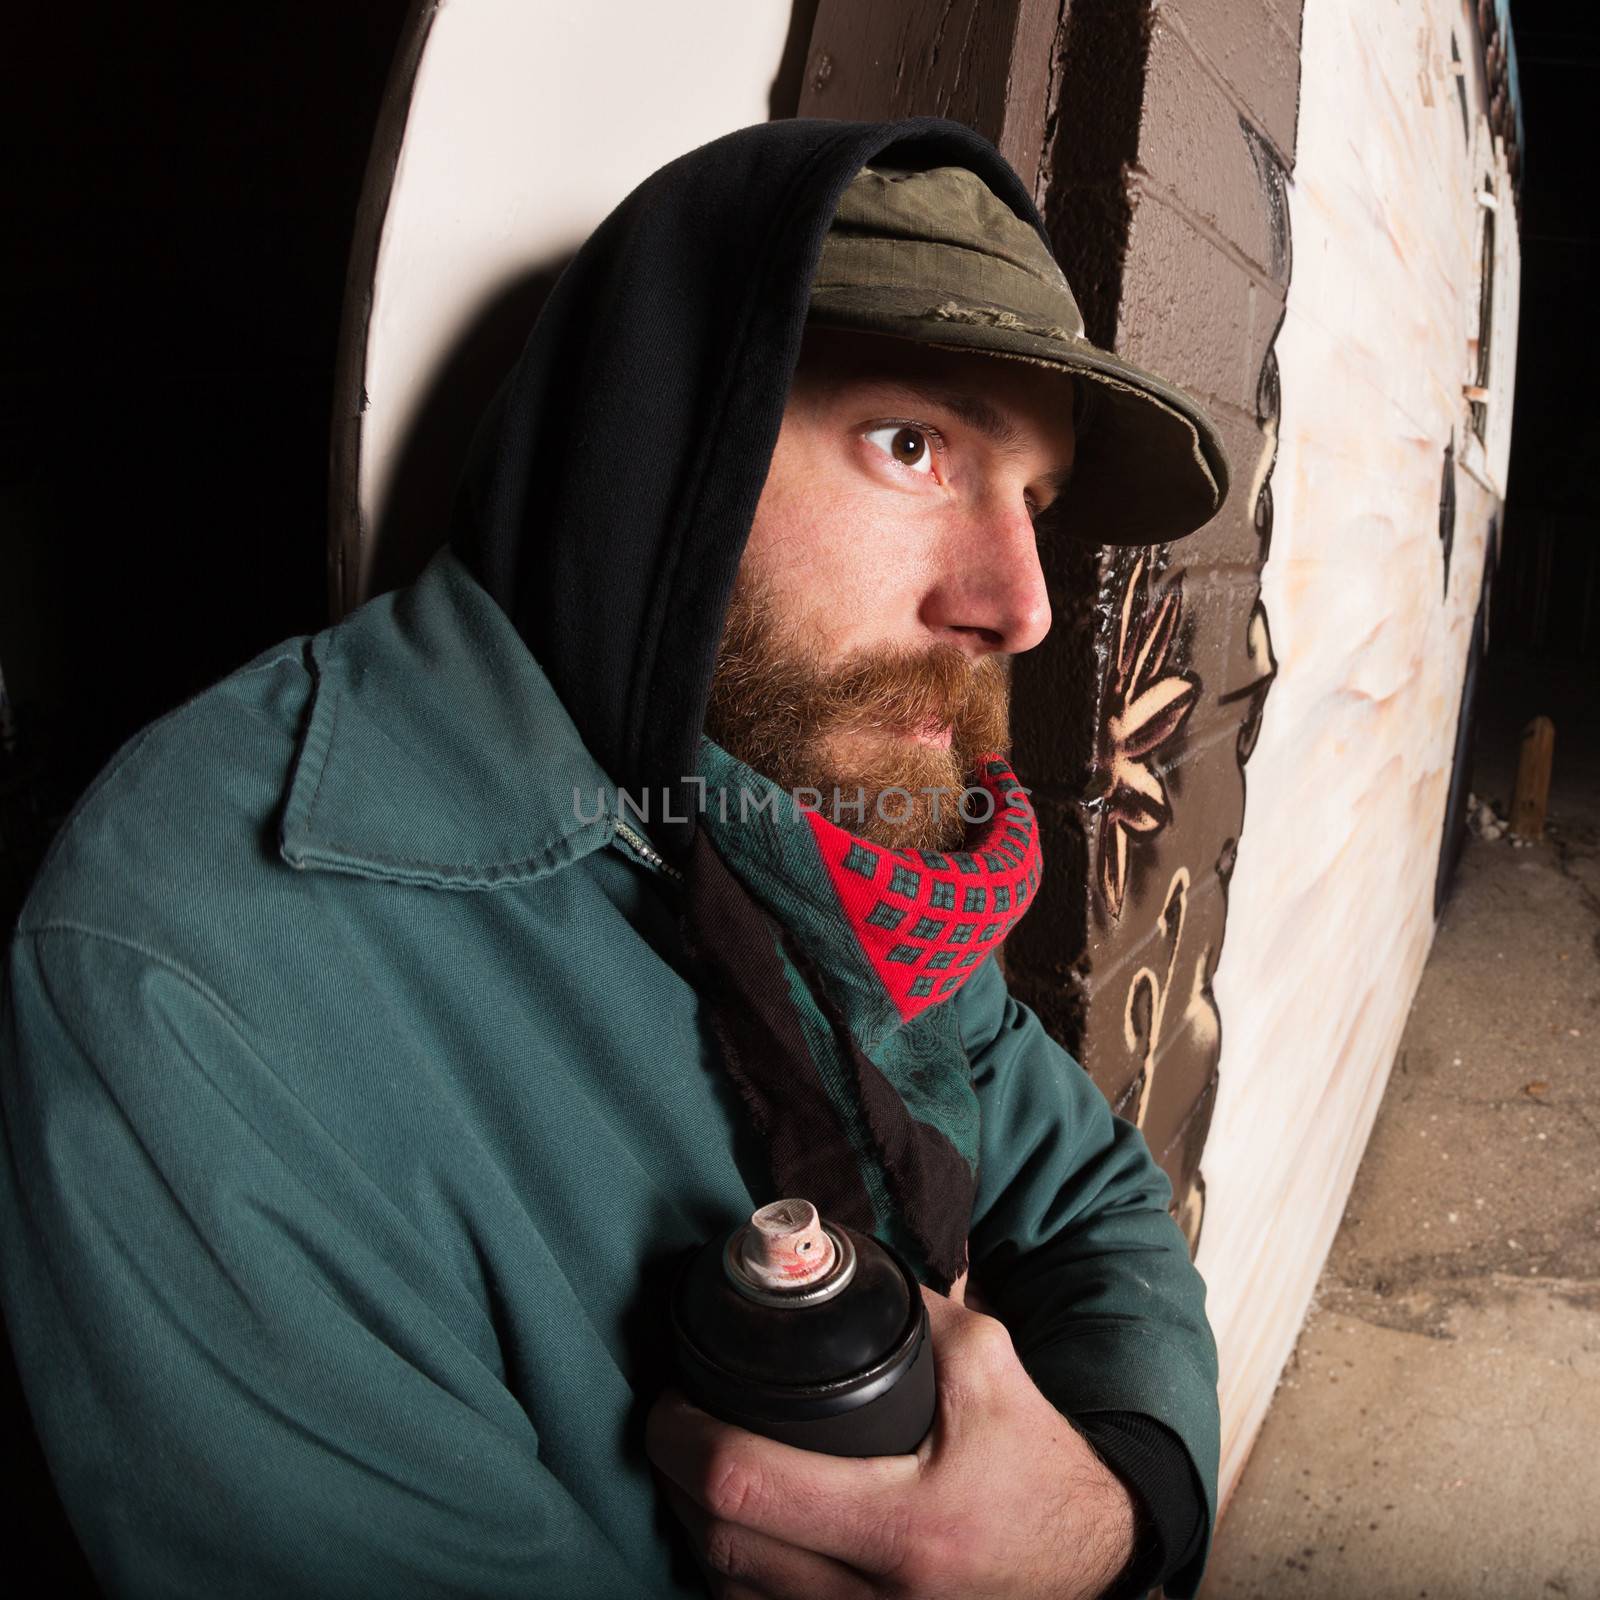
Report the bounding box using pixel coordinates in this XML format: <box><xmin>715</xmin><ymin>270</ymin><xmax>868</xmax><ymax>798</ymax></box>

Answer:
<box><xmin>1201</xmin><ymin>651</ymin><xmax>1600</xmax><ymax>1600</ymax></box>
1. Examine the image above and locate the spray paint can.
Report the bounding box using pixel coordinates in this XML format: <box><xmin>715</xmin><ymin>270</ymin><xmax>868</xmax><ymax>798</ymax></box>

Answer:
<box><xmin>669</xmin><ymin>1198</ymin><xmax>935</xmax><ymax>1457</ymax></box>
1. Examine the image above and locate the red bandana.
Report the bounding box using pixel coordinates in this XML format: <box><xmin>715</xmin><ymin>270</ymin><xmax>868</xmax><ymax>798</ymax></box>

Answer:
<box><xmin>806</xmin><ymin>754</ymin><xmax>1042</xmax><ymax>1023</ymax></box>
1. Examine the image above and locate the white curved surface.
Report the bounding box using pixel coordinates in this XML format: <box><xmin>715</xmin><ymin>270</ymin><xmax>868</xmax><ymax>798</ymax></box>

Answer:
<box><xmin>354</xmin><ymin>0</ymin><xmax>796</xmax><ymax>600</ymax></box>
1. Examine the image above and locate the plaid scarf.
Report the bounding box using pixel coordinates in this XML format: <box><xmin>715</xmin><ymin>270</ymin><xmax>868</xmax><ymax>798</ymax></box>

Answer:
<box><xmin>678</xmin><ymin>738</ymin><xmax>1041</xmax><ymax>1291</ymax></box>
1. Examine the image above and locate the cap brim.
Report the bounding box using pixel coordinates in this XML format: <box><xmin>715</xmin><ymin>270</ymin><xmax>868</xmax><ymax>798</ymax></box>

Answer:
<box><xmin>806</xmin><ymin>290</ymin><xmax>1230</xmax><ymax>547</ymax></box>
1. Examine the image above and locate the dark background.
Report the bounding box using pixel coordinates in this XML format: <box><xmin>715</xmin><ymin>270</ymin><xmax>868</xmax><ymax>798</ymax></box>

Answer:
<box><xmin>1495</xmin><ymin>0</ymin><xmax>1600</xmax><ymax>664</ymax></box>
<box><xmin>3</xmin><ymin>4</ymin><xmax>415</xmax><ymax>1585</ymax></box>
<box><xmin>2</xmin><ymin>2</ymin><xmax>416</xmax><ymax>929</ymax></box>
<box><xmin>1</xmin><ymin>0</ymin><xmax>1594</xmax><ymax>1587</ymax></box>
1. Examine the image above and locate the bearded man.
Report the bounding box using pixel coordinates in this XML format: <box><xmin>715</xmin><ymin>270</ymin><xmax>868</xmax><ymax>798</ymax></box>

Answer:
<box><xmin>0</xmin><ymin>118</ymin><xmax>1230</xmax><ymax>1600</ymax></box>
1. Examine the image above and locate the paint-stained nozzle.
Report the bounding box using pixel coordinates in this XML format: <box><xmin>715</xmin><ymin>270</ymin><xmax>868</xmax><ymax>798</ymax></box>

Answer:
<box><xmin>739</xmin><ymin>1198</ymin><xmax>836</xmax><ymax>1289</ymax></box>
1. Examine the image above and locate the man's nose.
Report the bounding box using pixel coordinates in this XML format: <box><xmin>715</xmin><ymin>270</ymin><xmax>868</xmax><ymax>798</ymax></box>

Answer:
<box><xmin>921</xmin><ymin>499</ymin><xmax>1053</xmax><ymax>658</ymax></box>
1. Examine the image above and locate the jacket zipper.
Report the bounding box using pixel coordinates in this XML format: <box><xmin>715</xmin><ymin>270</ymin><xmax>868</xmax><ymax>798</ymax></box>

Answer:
<box><xmin>612</xmin><ymin>818</ymin><xmax>685</xmax><ymax>882</ymax></box>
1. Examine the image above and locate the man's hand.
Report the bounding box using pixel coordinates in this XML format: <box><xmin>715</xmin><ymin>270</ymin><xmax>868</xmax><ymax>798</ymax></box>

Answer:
<box><xmin>645</xmin><ymin>1282</ymin><xmax>1139</xmax><ymax>1600</ymax></box>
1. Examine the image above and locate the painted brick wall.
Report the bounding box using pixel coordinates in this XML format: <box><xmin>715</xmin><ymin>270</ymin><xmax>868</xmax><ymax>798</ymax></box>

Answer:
<box><xmin>1007</xmin><ymin>0</ymin><xmax>1304</xmax><ymax>1253</ymax></box>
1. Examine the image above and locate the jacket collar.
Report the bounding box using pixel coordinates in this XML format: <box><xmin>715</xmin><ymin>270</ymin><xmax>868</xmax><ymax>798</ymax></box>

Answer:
<box><xmin>279</xmin><ymin>547</ymin><xmax>616</xmax><ymax>889</ymax></box>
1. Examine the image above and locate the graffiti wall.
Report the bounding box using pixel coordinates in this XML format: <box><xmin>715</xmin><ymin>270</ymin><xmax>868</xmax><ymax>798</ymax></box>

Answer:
<box><xmin>1001</xmin><ymin>0</ymin><xmax>1520</xmax><ymax>1512</ymax></box>
<box><xmin>1199</xmin><ymin>0</ymin><xmax>1520</xmax><ymax>1502</ymax></box>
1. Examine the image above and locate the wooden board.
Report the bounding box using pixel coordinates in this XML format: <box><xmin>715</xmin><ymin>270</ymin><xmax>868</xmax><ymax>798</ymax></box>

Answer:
<box><xmin>1512</xmin><ymin>716</ymin><xmax>1555</xmax><ymax>839</ymax></box>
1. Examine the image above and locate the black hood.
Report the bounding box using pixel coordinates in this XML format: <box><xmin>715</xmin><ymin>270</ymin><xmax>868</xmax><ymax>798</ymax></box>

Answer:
<box><xmin>448</xmin><ymin>116</ymin><xmax>1049</xmax><ymax>865</ymax></box>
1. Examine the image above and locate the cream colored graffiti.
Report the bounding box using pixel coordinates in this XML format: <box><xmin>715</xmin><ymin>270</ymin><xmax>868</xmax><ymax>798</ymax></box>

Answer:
<box><xmin>1096</xmin><ymin>557</ymin><xmax>1199</xmax><ymax>921</ymax></box>
<box><xmin>1122</xmin><ymin>866</ymin><xmax>1222</xmax><ymax>1131</ymax></box>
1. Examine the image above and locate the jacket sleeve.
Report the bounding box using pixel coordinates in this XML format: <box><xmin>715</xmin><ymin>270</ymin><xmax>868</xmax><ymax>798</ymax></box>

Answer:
<box><xmin>956</xmin><ymin>956</ymin><xmax>1220</xmax><ymax>1599</ymax></box>
<box><xmin>0</xmin><ymin>924</ymin><xmax>657</xmax><ymax>1600</ymax></box>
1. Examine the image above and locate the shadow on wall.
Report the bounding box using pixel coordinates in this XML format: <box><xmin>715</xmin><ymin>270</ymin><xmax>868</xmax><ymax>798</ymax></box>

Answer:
<box><xmin>364</xmin><ymin>258</ymin><xmax>575</xmax><ymax>600</ymax></box>
<box><xmin>349</xmin><ymin>0</ymin><xmax>824</xmax><ymax>603</ymax></box>
<box><xmin>769</xmin><ymin>0</ymin><xmax>824</xmax><ymax>120</ymax></box>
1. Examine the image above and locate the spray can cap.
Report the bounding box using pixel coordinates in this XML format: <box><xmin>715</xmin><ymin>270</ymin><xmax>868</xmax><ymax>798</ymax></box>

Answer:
<box><xmin>723</xmin><ymin>1198</ymin><xmax>857</xmax><ymax>1307</ymax></box>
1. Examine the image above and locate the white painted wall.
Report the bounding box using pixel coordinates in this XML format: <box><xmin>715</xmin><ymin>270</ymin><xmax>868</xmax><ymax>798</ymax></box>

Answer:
<box><xmin>1203</xmin><ymin>0</ymin><xmax>1520</xmax><ymax>1506</ymax></box>
<box><xmin>350</xmin><ymin>0</ymin><xmax>796</xmax><ymax>601</ymax></box>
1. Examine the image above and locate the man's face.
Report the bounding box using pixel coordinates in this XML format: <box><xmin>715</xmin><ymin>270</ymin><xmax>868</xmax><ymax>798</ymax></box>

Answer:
<box><xmin>706</xmin><ymin>327</ymin><xmax>1076</xmax><ymax>852</ymax></box>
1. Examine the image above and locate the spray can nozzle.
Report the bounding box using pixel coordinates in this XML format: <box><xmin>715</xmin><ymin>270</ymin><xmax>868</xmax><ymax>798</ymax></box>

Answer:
<box><xmin>723</xmin><ymin>1199</ymin><xmax>857</xmax><ymax>1305</ymax></box>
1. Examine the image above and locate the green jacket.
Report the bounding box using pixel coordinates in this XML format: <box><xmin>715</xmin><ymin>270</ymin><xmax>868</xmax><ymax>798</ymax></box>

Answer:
<box><xmin>1</xmin><ymin>548</ymin><xmax>1219</xmax><ymax>1597</ymax></box>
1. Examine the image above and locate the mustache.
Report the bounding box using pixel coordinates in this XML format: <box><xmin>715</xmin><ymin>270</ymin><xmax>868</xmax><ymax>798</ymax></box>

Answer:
<box><xmin>709</xmin><ymin>585</ymin><xmax>1011</xmax><ymax>749</ymax></box>
<box><xmin>731</xmin><ymin>644</ymin><xmax>1007</xmax><ymax>740</ymax></box>
<box><xmin>823</xmin><ymin>644</ymin><xmax>1009</xmax><ymax>736</ymax></box>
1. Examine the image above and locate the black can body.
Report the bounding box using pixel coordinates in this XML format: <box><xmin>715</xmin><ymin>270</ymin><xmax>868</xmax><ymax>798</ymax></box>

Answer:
<box><xmin>669</xmin><ymin>1219</ymin><xmax>934</xmax><ymax>1457</ymax></box>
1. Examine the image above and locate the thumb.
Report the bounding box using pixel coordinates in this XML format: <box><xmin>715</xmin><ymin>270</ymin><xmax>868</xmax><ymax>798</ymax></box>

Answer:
<box><xmin>919</xmin><ymin>1280</ymin><xmax>976</xmax><ymax>1345</ymax></box>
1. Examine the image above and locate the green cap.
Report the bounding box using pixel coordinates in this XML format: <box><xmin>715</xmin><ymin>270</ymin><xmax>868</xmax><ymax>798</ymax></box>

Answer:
<box><xmin>807</xmin><ymin>164</ymin><xmax>1230</xmax><ymax>546</ymax></box>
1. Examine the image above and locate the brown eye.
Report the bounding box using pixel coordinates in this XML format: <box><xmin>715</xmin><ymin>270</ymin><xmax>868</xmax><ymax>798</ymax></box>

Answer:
<box><xmin>865</xmin><ymin>424</ymin><xmax>937</xmax><ymax>476</ymax></box>
<box><xmin>891</xmin><ymin>427</ymin><xmax>926</xmax><ymax>464</ymax></box>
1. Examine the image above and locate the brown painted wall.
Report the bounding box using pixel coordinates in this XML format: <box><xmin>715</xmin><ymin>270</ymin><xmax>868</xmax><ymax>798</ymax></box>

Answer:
<box><xmin>797</xmin><ymin>0</ymin><xmax>1059</xmax><ymax>195</ymax></box>
<box><xmin>1006</xmin><ymin>0</ymin><xmax>1302</xmax><ymax>1251</ymax></box>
